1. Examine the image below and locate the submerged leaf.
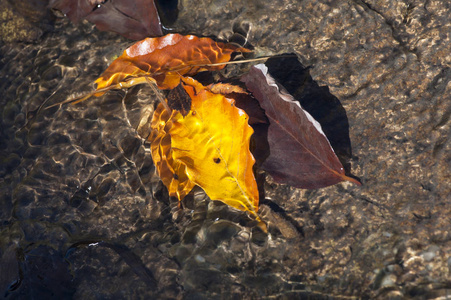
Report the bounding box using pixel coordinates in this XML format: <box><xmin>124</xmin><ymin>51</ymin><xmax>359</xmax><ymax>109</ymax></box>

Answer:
<box><xmin>149</xmin><ymin>77</ymin><xmax>260</xmax><ymax>221</ymax></box>
<box><xmin>242</xmin><ymin>64</ymin><xmax>360</xmax><ymax>188</ymax></box>
<box><xmin>50</xmin><ymin>0</ymin><xmax>163</xmax><ymax>39</ymax></box>
<box><xmin>94</xmin><ymin>34</ymin><xmax>251</xmax><ymax>94</ymax></box>
<box><xmin>264</xmin><ymin>55</ymin><xmax>354</xmax><ymax>173</ymax></box>
<box><xmin>49</xmin><ymin>0</ymin><xmax>93</xmax><ymax>22</ymax></box>
<box><xmin>86</xmin><ymin>0</ymin><xmax>163</xmax><ymax>40</ymax></box>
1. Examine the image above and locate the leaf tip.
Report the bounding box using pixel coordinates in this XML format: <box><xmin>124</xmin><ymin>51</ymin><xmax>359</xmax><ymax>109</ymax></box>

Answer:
<box><xmin>341</xmin><ymin>174</ymin><xmax>362</xmax><ymax>186</ymax></box>
<box><xmin>256</xmin><ymin>221</ymin><xmax>268</xmax><ymax>233</ymax></box>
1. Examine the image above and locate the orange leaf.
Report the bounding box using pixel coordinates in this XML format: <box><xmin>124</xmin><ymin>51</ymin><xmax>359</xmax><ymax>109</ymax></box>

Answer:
<box><xmin>95</xmin><ymin>33</ymin><xmax>251</xmax><ymax>94</ymax></box>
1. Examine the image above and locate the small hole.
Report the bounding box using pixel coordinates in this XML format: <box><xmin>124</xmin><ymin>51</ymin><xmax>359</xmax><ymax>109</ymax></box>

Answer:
<box><xmin>213</xmin><ymin>158</ymin><xmax>221</xmax><ymax>164</ymax></box>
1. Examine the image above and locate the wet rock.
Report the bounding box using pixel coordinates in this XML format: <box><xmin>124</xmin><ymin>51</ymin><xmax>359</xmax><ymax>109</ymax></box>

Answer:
<box><xmin>0</xmin><ymin>244</ymin><xmax>19</xmax><ymax>297</ymax></box>
<box><xmin>0</xmin><ymin>0</ymin><xmax>53</xmax><ymax>44</ymax></box>
<box><xmin>10</xmin><ymin>245</ymin><xmax>75</xmax><ymax>299</ymax></box>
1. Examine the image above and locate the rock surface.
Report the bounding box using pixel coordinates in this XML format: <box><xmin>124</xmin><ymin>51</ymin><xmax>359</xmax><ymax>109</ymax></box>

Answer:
<box><xmin>0</xmin><ymin>0</ymin><xmax>53</xmax><ymax>44</ymax></box>
<box><xmin>1</xmin><ymin>0</ymin><xmax>450</xmax><ymax>298</ymax></box>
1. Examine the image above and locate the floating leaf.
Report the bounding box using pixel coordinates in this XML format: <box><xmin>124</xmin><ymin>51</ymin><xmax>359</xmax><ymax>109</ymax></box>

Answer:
<box><xmin>49</xmin><ymin>0</ymin><xmax>94</xmax><ymax>23</ymax></box>
<box><xmin>264</xmin><ymin>55</ymin><xmax>354</xmax><ymax>173</ymax></box>
<box><xmin>86</xmin><ymin>0</ymin><xmax>163</xmax><ymax>40</ymax></box>
<box><xmin>149</xmin><ymin>77</ymin><xmax>260</xmax><ymax>221</ymax></box>
<box><xmin>94</xmin><ymin>34</ymin><xmax>251</xmax><ymax>94</ymax></box>
<box><xmin>242</xmin><ymin>64</ymin><xmax>360</xmax><ymax>188</ymax></box>
<box><xmin>50</xmin><ymin>0</ymin><xmax>163</xmax><ymax>39</ymax></box>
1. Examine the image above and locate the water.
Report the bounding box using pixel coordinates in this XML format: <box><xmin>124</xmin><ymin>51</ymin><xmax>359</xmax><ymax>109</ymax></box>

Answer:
<box><xmin>1</xmin><ymin>0</ymin><xmax>451</xmax><ymax>299</ymax></box>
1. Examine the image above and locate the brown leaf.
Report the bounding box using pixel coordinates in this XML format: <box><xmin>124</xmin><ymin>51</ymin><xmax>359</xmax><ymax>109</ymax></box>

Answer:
<box><xmin>49</xmin><ymin>0</ymin><xmax>95</xmax><ymax>22</ymax></box>
<box><xmin>86</xmin><ymin>0</ymin><xmax>163</xmax><ymax>40</ymax></box>
<box><xmin>50</xmin><ymin>0</ymin><xmax>162</xmax><ymax>39</ymax></box>
<box><xmin>242</xmin><ymin>64</ymin><xmax>360</xmax><ymax>189</ymax></box>
<box><xmin>264</xmin><ymin>55</ymin><xmax>354</xmax><ymax>174</ymax></box>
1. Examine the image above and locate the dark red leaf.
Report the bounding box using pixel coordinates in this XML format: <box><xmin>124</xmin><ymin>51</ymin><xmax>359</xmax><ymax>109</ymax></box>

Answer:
<box><xmin>50</xmin><ymin>0</ymin><xmax>163</xmax><ymax>39</ymax></box>
<box><xmin>86</xmin><ymin>0</ymin><xmax>163</xmax><ymax>39</ymax></box>
<box><xmin>264</xmin><ymin>55</ymin><xmax>354</xmax><ymax>174</ymax></box>
<box><xmin>241</xmin><ymin>64</ymin><xmax>360</xmax><ymax>189</ymax></box>
<box><xmin>49</xmin><ymin>0</ymin><xmax>96</xmax><ymax>22</ymax></box>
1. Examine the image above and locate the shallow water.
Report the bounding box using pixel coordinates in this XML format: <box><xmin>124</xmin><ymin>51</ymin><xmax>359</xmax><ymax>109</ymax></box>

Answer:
<box><xmin>1</xmin><ymin>0</ymin><xmax>451</xmax><ymax>299</ymax></box>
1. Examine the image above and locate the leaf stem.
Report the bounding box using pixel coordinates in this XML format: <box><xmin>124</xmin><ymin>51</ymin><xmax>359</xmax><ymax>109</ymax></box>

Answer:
<box><xmin>145</xmin><ymin>77</ymin><xmax>172</xmax><ymax>114</ymax></box>
<box><xmin>45</xmin><ymin>55</ymin><xmax>298</xmax><ymax>109</ymax></box>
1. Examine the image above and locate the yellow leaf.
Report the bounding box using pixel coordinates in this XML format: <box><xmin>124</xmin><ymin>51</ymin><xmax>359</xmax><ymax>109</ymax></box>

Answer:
<box><xmin>150</xmin><ymin>104</ymin><xmax>196</xmax><ymax>201</ymax></box>
<box><xmin>149</xmin><ymin>77</ymin><xmax>260</xmax><ymax>222</ymax></box>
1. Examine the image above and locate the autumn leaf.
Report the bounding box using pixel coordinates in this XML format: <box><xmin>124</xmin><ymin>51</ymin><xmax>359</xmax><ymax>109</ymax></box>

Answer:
<box><xmin>49</xmin><ymin>0</ymin><xmax>94</xmax><ymax>23</ymax></box>
<box><xmin>150</xmin><ymin>103</ymin><xmax>196</xmax><ymax>200</ymax></box>
<box><xmin>49</xmin><ymin>0</ymin><xmax>163</xmax><ymax>40</ymax></box>
<box><xmin>48</xmin><ymin>34</ymin><xmax>259</xmax><ymax>108</ymax></box>
<box><xmin>207</xmin><ymin>82</ymin><xmax>270</xmax><ymax>165</ymax></box>
<box><xmin>86</xmin><ymin>0</ymin><xmax>163</xmax><ymax>40</ymax></box>
<box><xmin>264</xmin><ymin>55</ymin><xmax>354</xmax><ymax>173</ymax></box>
<box><xmin>208</xmin><ymin>82</ymin><xmax>268</xmax><ymax>126</ymax></box>
<box><xmin>149</xmin><ymin>77</ymin><xmax>260</xmax><ymax>222</ymax></box>
<box><xmin>242</xmin><ymin>64</ymin><xmax>360</xmax><ymax>188</ymax></box>
<box><xmin>94</xmin><ymin>34</ymin><xmax>251</xmax><ymax>94</ymax></box>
